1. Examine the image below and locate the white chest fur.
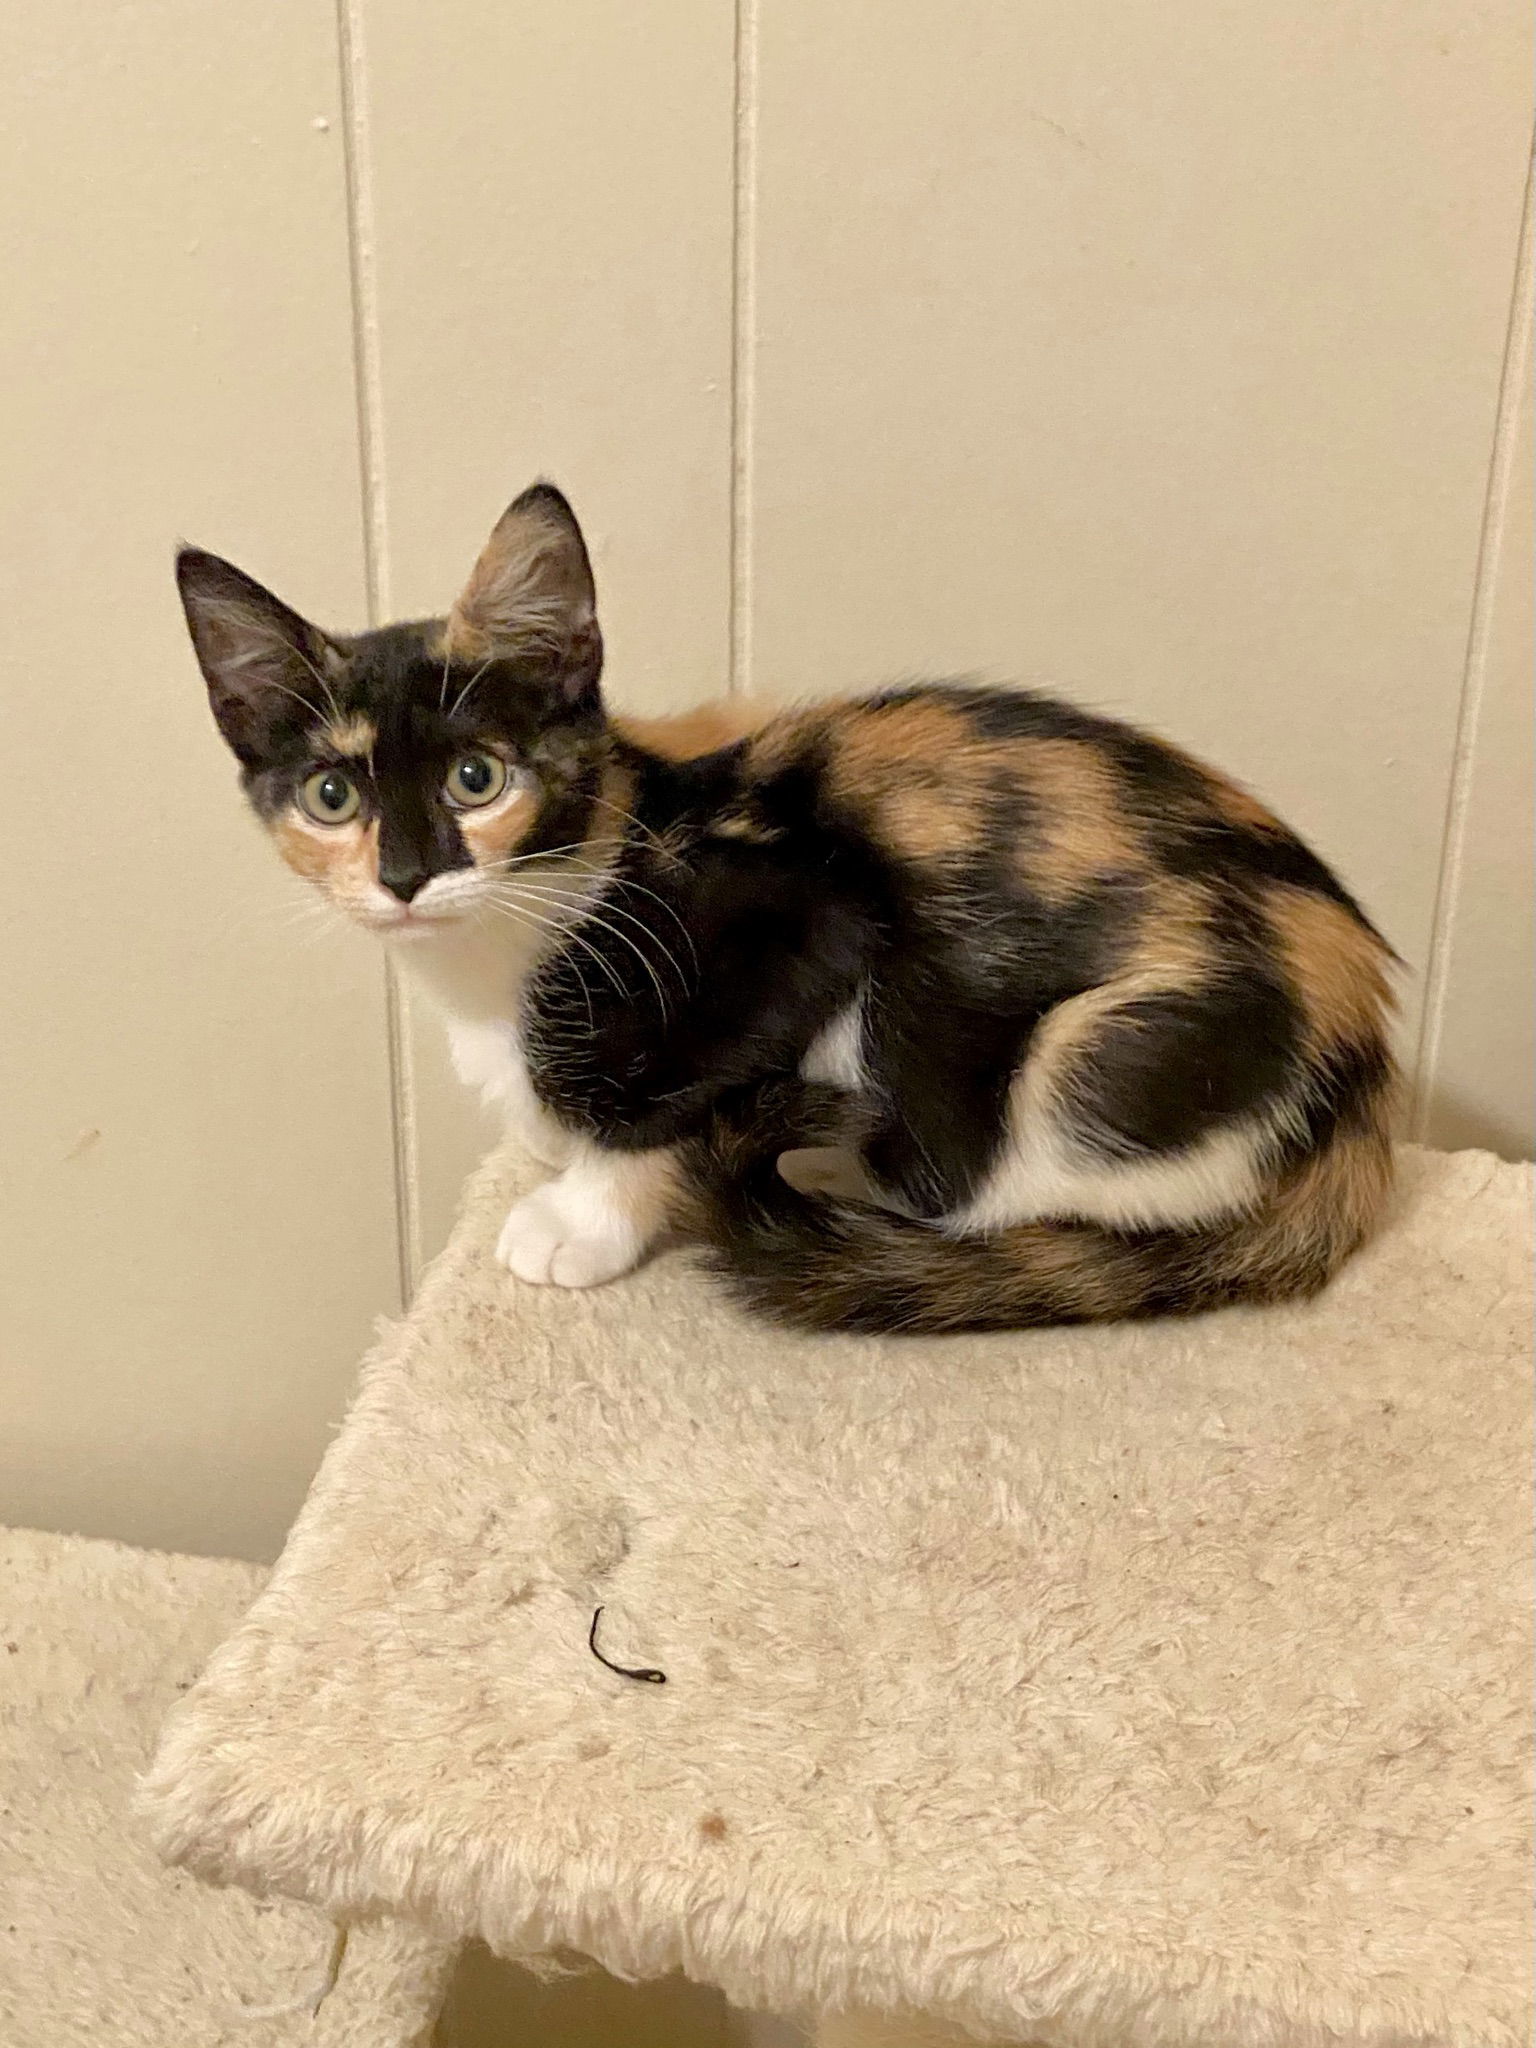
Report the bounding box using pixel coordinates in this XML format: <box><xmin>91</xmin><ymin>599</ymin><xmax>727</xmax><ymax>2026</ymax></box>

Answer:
<box><xmin>392</xmin><ymin>920</ymin><xmax>572</xmax><ymax>1167</ymax></box>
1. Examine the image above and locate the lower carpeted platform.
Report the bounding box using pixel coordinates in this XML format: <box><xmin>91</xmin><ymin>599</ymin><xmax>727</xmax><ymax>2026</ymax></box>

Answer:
<box><xmin>0</xmin><ymin>1526</ymin><xmax>452</xmax><ymax>2047</ymax></box>
<box><xmin>141</xmin><ymin>1146</ymin><xmax>1533</xmax><ymax>2047</ymax></box>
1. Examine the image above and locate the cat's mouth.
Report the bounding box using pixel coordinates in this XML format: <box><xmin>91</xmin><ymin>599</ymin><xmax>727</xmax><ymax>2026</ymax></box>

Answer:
<box><xmin>359</xmin><ymin>895</ymin><xmax>468</xmax><ymax>937</ymax></box>
<box><xmin>352</xmin><ymin>872</ymin><xmax>490</xmax><ymax>936</ymax></box>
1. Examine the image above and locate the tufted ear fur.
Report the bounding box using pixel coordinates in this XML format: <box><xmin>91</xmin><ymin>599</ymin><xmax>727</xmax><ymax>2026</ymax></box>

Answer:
<box><xmin>175</xmin><ymin>548</ymin><xmax>343</xmax><ymax>767</ymax></box>
<box><xmin>445</xmin><ymin>481</ymin><xmax>603</xmax><ymax>706</ymax></box>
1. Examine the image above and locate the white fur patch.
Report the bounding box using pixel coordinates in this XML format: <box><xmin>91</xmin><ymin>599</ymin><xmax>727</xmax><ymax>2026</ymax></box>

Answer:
<box><xmin>800</xmin><ymin>997</ymin><xmax>866</xmax><ymax>1091</ymax></box>
<box><xmin>395</xmin><ymin>868</ymin><xmax>609</xmax><ymax>1168</ymax></box>
<box><xmin>949</xmin><ymin>1112</ymin><xmax>1270</xmax><ymax>1235</ymax></box>
<box><xmin>444</xmin><ymin>1019</ymin><xmax>571</xmax><ymax>1168</ymax></box>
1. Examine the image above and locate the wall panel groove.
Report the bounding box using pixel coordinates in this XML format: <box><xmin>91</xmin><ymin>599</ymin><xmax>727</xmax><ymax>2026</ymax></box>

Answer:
<box><xmin>1412</xmin><ymin>137</ymin><xmax>1534</xmax><ymax>1147</ymax></box>
<box><xmin>336</xmin><ymin>0</ymin><xmax>420</xmax><ymax>1301</ymax></box>
<box><xmin>728</xmin><ymin>0</ymin><xmax>761</xmax><ymax>697</ymax></box>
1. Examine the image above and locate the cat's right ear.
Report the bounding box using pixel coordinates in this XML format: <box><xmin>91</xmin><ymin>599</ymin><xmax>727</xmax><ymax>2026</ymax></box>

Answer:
<box><xmin>444</xmin><ymin>482</ymin><xmax>603</xmax><ymax>708</ymax></box>
<box><xmin>175</xmin><ymin>548</ymin><xmax>340</xmax><ymax>767</ymax></box>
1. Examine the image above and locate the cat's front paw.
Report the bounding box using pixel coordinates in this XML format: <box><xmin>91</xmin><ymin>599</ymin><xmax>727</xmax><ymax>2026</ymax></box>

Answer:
<box><xmin>495</xmin><ymin>1182</ymin><xmax>643</xmax><ymax>1288</ymax></box>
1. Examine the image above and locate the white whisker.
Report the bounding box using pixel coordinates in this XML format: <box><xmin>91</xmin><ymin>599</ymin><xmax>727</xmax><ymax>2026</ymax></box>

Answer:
<box><xmin>606</xmin><ymin>874</ymin><xmax>700</xmax><ymax>972</ymax></box>
<box><xmin>477</xmin><ymin>841</ymin><xmax>594</xmax><ymax>872</ymax></box>
<box><xmin>567</xmin><ymin>792</ymin><xmax>701</xmax><ymax>966</ymax></box>
<box><xmin>500</xmin><ymin>879</ymin><xmax>692</xmax><ymax>1015</ymax></box>
<box><xmin>504</xmin><ymin>887</ymin><xmax>674</xmax><ymax>1021</ymax></box>
<box><xmin>447</xmin><ymin>657</ymin><xmax>495</xmax><ymax>723</ymax></box>
<box><xmin>469</xmin><ymin>895</ymin><xmax>596</xmax><ymax>1032</ymax></box>
<box><xmin>585</xmin><ymin>790</ymin><xmax>676</xmax><ymax>862</ymax></box>
<box><xmin>475</xmin><ymin>892</ymin><xmax>628</xmax><ymax>1005</ymax></box>
<box><xmin>251</xmin><ymin>674</ymin><xmax>327</xmax><ymax>725</ymax></box>
<box><xmin>283</xmin><ymin>639</ymin><xmax>345</xmax><ymax>727</ymax></box>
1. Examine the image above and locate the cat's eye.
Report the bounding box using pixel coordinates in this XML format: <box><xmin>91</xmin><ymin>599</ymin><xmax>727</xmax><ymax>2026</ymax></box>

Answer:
<box><xmin>298</xmin><ymin>768</ymin><xmax>361</xmax><ymax>825</ymax></box>
<box><xmin>444</xmin><ymin>752</ymin><xmax>509</xmax><ymax>808</ymax></box>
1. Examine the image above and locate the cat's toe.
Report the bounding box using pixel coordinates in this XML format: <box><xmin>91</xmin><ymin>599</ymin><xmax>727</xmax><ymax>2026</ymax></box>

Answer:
<box><xmin>546</xmin><ymin>1233</ymin><xmax>638</xmax><ymax>1287</ymax></box>
<box><xmin>496</xmin><ymin>1190</ymin><xmax>560</xmax><ymax>1281</ymax></box>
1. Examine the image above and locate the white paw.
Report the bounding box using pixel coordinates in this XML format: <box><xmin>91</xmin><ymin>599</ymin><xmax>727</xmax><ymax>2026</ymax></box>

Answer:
<box><xmin>495</xmin><ymin>1183</ymin><xmax>642</xmax><ymax>1288</ymax></box>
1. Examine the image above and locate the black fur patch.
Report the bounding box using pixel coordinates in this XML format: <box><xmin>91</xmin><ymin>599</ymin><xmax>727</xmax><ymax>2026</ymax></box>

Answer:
<box><xmin>527</xmin><ymin>782</ymin><xmax>886</xmax><ymax>1147</ymax></box>
<box><xmin>1064</xmin><ymin>980</ymin><xmax>1300</xmax><ymax>1157</ymax></box>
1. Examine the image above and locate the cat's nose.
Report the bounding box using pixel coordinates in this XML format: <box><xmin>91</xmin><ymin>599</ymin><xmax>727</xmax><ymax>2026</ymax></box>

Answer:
<box><xmin>379</xmin><ymin>860</ymin><xmax>429</xmax><ymax>903</ymax></box>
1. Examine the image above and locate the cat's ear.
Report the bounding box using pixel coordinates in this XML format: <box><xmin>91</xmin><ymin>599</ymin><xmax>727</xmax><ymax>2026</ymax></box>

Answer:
<box><xmin>176</xmin><ymin>548</ymin><xmax>342</xmax><ymax>766</ymax></box>
<box><xmin>445</xmin><ymin>482</ymin><xmax>603</xmax><ymax>707</ymax></box>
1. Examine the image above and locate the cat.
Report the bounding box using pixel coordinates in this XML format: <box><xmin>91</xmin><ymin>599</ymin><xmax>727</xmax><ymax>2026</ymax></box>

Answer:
<box><xmin>176</xmin><ymin>481</ymin><xmax>1397</xmax><ymax>1332</ymax></box>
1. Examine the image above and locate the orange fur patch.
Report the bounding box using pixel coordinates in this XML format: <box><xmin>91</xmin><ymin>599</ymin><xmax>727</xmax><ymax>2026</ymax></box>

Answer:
<box><xmin>1267</xmin><ymin>885</ymin><xmax>1394</xmax><ymax>1051</ymax></box>
<box><xmin>430</xmin><ymin>617</ymin><xmax>487</xmax><ymax>664</ymax></box>
<box><xmin>708</xmin><ymin>806</ymin><xmax>784</xmax><ymax>845</ymax></box>
<box><xmin>1220</xmin><ymin>1116</ymin><xmax>1396</xmax><ymax>1302</ymax></box>
<box><xmin>1015</xmin><ymin>1229</ymin><xmax>1150</xmax><ymax>1317</ymax></box>
<box><xmin>832</xmin><ymin>694</ymin><xmax>972</xmax><ymax>779</ymax></box>
<box><xmin>1016</xmin><ymin>738</ymin><xmax>1147</xmax><ymax>904</ymax></box>
<box><xmin>455</xmin><ymin>789</ymin><xmax>541</xmax><ymax>869</ymax></box>
<box><xmin>1207</xmin><ymin>772</ymin><xmax>1286</xmax><ymax>834</ymax></box>
<box><xmin>615</xmin><ymin>700</ymin><xmax>781</xmax><ymax>761</ymax></box>
<box><xmin>823</xmin><ymin>697</ymin><xmax>1002</xmax><ymax>862</ymax></box>
<box><xmin>322</xmin><ymin>714</ymin><xmax>377</xmax><ymax>759</ymax></box>
<box><xmin>582</xmin><ymin>758</ymin><xmax>648</xmax><ymax>862</ymax></box>
<box><xmin>613</xmin><ymin>1146</ymin><xmax>683</xmax><ymax>1240</ymax></box>
<box><xmin>271</xmin><ymin>813</ymin><xmax>379</xmax><ymax>899</ymax></box>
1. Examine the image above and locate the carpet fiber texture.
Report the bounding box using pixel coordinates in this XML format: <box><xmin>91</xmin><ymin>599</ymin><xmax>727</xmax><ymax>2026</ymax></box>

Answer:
<box><xmin>142</xmin><ymin>1146</ymin><xmax>1533</xmax><ymax>2047</ymax></box>
<box><xmin>0</xmin><ymin>1526</ymin><xmax>451</xmax><ymax>2046</ymax></box>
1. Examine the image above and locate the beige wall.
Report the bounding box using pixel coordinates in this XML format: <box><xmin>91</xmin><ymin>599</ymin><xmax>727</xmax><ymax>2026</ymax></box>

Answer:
<box><xmin>1</xmin><ymin>0</ymin><xmax>401</xmax><ymax>1563</ymax></box>
<box><xmin>3</xmin><ymin>0</ymin><xmax>1530</xmax><ymax>1670</ymax></box>
<box><xmin>2</xmin><ymin>8</ymin><xmax>1529</xmax><ymax>2041</ymax></box>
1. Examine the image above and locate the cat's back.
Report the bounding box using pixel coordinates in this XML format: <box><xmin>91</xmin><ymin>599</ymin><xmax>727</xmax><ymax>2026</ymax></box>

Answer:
<box><xmin>677</xmin><ymin>679</ymin><xmax>1362</xmax><ymax>915</ymax></box>
<box><xmin>622</xmin><ymin>682</ymin><xmax>1395</xmax><ymax>1091</ymax></box>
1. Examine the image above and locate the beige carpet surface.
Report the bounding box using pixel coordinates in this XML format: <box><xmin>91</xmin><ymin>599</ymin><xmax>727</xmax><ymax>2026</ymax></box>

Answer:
<box><xmin>142</xmin><ymin>1146</ymin><xmax>1533</xmax><ymax>2048</ymax></box>
<box><xmin>0</xmin><ymin>1526</ymin><xmax>451</xmax><ymax>2046</ymax></box>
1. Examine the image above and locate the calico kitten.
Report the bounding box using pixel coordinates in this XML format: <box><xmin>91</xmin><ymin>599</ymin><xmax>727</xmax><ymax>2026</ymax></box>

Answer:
<box><xmin>176</xmin><ymin>482</ymin><xmax>1397</xmax><ymax>1332</ymax></box>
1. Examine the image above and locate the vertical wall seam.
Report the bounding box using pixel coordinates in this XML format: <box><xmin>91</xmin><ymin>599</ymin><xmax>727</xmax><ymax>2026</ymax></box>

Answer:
<box><xmin>727</xmin><ymin>0</ymin><xmax>760</xmax><ymax>697</ymax></box>
<box><xmin>335</xmin><ymin>0</ymin><xmax>389</xmax><ymax>626</ymax></box>
<box><xmin>1409</xmin><ymin>134</ymin><xmax>1535</xmax><ymax>1140</ymax></box>
<box><xmin>336</xmin><ymin>0</ymin><xmax>421</xmax><ymax>1305</ymax></box>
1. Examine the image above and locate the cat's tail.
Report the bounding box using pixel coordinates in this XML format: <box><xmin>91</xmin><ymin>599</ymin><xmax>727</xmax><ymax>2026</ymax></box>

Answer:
<box><xmin>676</xmin><ymin>1078</ymin><xmax>1392</xmax><ymax>1335</ymax></box>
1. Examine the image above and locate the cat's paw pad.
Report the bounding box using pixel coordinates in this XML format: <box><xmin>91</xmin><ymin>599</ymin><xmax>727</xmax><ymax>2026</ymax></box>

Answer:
<box><xmin>777</xmin><ymin>1145</ymin><xmax>881</xmax><ymax>1202</ymax></box>
<box><xmin>495</xmin><ymin>1185</ymin><xmax>641</xmax><ymax>1288</ymax></box>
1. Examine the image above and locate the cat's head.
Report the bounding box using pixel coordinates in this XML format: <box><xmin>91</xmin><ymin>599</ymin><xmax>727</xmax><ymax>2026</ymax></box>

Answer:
<box><xmin>177</xmin><ymin>482</ymin><xmax>608</xmax><ymax>935</ymax></box>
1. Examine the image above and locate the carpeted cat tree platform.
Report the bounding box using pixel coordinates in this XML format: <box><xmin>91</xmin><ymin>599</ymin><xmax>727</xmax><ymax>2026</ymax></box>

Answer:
<box><xmin>0</xmin><ymin>1526</ymin><xmax>452</xmax><ymax>2047</ymax></box>
<box><xmin>140</xmin><ymin>1145</ymin><xmax>1533</xmax><ymax>2048</ymax></box>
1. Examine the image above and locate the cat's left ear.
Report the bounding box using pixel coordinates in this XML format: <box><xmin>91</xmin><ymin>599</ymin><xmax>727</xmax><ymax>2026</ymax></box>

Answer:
<box><xmin>445</xmin><ymin>482</ymin><xmax>603</xmax><ymax>708</ymax></box>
